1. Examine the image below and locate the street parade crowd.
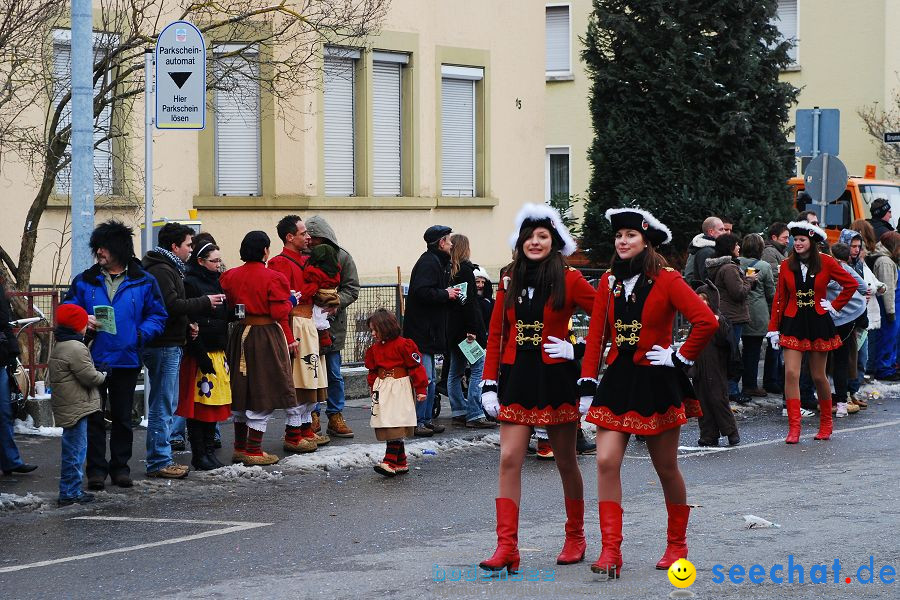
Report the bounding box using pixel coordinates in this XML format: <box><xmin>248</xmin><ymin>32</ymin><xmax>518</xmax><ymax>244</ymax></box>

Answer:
<box><xmin>0</xmin><ymin>199</ymin><xmax>898</xmax><ymax>576</ymax></box>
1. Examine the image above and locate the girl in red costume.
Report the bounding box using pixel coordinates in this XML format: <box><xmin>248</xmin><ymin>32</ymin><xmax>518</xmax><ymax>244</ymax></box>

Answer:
<box><xmin>766</xmin><ymin>221</ymin><xmax>858</xmax><ymax>444</ymax></box>
<box><xmin>578</xmin><ymin>208</ymin><xmax>717</xmax><ymax>578</ymax></box>
<box><xmin>364</xmin><ymin>309</ymin><xmax>428</xmax><ymax>477</ymax></box>
<box><xmin>479</xmin><ymin>203</ymin><xmax>596</xmax><ymax>574</ymax></box>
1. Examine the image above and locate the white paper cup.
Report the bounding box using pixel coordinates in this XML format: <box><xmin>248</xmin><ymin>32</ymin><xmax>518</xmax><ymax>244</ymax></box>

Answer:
<box><xmin>34</xmin><ymin>381</ymin><xmax>46</xmax><ymax>395</ymax></box>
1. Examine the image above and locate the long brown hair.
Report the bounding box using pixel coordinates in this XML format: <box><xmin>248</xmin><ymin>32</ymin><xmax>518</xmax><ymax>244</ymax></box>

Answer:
<box><xmin>503</xmin><ymin>226</ymin><xmax>567</xmax><ymax>311</ymax></box>
<box><xmin>787</xmin><ymin>235</ymin><xmax>822</xmax><ymax>275</ymax></box>
<box><xmin>851</xmin><ymin>218</ymin><xmax>878</xmax><ymax>253</ymax></box>
<box><xmin>366</xmin><ymin>308</ymin><xmax>401</xmax><ymax>342</ymax></box>
<box><xmin>449</xmin><ymin>233</ymin><xmax>471</xmax><ymax>279</ymax></box>
<box><xmin>608</xmin><ymin>238</ymin><xmax>669</xmax><ymax>277</ymax></box>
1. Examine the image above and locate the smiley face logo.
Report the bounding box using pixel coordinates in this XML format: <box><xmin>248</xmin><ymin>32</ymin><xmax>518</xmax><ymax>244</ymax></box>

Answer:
<box><xmin>667</xmin><ymin>558</ymin><xmax>696</xmax><ymax>588</ymax></box>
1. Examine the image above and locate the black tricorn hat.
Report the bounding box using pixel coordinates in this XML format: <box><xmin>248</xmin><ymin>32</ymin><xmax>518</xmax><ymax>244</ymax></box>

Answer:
<box><xmin>605</xmin><ymin>207</ymin><xmax>673</xmax><ymax>246</ymax></box>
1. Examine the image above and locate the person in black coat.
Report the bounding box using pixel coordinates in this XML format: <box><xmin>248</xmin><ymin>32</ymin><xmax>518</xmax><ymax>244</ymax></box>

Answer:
<box><xmin>402</xmin><ymin>225</ymin><xmax>461</xmax><ymax>436</ymax></box>
<box><xmin>0</xmin><ymin>280</ymin><xmax>37</xmax><ymax>476</ymax></box>
<box><xmin>473</xmin><ymin>265</ymin><xmax>495</xmax><ymax>337</ymax></box>
<box><xmin>446</xmin><ymin>235</ymin><xmax>494</xmax><ymax>429</ymax></box>
<box><xmin>175</xmin><ymin>235</ymin><xmax>233</xmax><ymax>470</ymax></box>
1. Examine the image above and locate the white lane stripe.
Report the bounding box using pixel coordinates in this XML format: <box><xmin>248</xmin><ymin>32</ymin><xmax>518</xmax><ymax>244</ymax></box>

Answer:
<box><xmin>0</xmin><ymin>517</ymin><xmax>272</xmax><ymax>573</ymax></box>
<box><xmin>622</xmin><ymin>418</ymin><xmax>900</xmax><ymax>459</ymax></box>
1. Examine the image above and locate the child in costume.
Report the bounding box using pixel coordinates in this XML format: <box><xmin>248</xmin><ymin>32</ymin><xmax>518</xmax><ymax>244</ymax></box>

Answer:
<box><xmin>305</xmin><ymin>243</ymin><xmax>342</xmax><ymax>349</ymax></box>
<box><xmin>364</xmin><ymin>309</ymin><xmax>428</xmax><ymax>477</ymax></box>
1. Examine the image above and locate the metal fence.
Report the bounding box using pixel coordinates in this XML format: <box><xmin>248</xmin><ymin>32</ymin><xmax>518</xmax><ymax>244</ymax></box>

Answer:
<box><xmin>7</xmin><ymin>290</ymin><xmax>61</xmax><ymax>395</ymax></box>
<box><xmin>343</xmin><ymin>284</ymin><xmax>404</xmax><ymax>366</ymax></box>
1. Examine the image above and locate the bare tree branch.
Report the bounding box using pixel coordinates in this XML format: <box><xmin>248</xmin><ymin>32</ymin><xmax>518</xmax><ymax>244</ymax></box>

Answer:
<box><xmin>0</xmin><ymin>0</ymin><xmax>388</xmax><ymax>296</ymax></box>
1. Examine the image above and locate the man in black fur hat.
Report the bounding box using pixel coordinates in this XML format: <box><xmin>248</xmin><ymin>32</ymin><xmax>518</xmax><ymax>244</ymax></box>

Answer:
<box><xmin>63</xmin><ymin>220</ymin><xmax>168</xmax><ymax>489</ymax></box>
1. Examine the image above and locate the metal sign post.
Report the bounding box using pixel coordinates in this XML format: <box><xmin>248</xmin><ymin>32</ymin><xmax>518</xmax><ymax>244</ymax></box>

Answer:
<box><xmin>143</xmin><ymin>48</ymin><xmax>153</xmax><ymax>422</ymax></box>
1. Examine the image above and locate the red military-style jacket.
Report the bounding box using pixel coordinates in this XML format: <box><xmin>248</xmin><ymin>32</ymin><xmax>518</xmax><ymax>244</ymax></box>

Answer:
<box><xmin>267</xmin><ymin>247</ymin><xmax>320</xmax><ymax>343</ymax></box>
<box><xmin>364</xmin><ymin>336</ymin><xmax>429</xmax><ymax>397</ymax></box>
<box><xmin>580</xmin><ymin>268</ymin><xmax>717</xmax><ymax>381</ymax></box>
<box><xmin>483</xmin><ymin>267</ymin><xmax>596</xmax><ymax>382</ymax></box>
<box><xmin>219</xmin><ymin>261</ymin><xmax>293</xmax><ymax>341</ymax></box>
<box><xmin>767</xmin><ymin>254</ymin><xmax>859</xmax><ymax>332</ymax></box>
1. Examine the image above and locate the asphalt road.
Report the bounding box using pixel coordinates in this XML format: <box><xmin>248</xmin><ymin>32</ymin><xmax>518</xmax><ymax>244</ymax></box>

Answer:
<box><xmin>1</xmin><ymin>387</ymin><xmax>899</xmax><ymax>600</ymax></box>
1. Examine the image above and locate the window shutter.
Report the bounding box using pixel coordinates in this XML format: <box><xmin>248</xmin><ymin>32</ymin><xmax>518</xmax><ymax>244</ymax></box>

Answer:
<box><xmin>324</xmin><ymin>56</ymin><xmax>355</xmax><ymax>196</ymax></box>
<box><xmin>776</xmin><ymin>0</ymin><xmax>798</xmax><ymax>63</ymax></box>
<box><xmin>53</xmin><ymin>43</ymin><xmax>114</xmax><ymax>196</ymax></box>
<box><xmin>441</xmin><ymin>77</ymin><xmax>475</xmax><ymax>197</ymax></box>
<box><xmin>545</xmin><ymin>6</ymin><xmax>571</xmax><ymax>73</ymax></box>
<box><xmin>372</xmin><ymin>61</ymin><xmax>402</xmax><ymax>196</ymax></box>
<box><xmin>214</xmin><ymin>52</ymin><xmax>261</xmax><ymax>196</ymax></box>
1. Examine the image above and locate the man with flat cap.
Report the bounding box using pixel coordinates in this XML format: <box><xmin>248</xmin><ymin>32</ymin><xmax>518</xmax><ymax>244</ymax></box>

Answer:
<box><xmin>403</xmin><ymin>225</ymin><xmax>461</xmax><ymax>436</ymax></box>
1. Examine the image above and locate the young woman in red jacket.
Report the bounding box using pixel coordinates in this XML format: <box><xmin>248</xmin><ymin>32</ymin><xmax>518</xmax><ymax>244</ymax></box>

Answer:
<box><xmin>478</xmin><ymin>203</ymin><xmax>596</xmax><ymax>574</ymax></box>
<box><xmin>766</xmin><ymin>221</ymin><xmax>859</xmax><ymax>444</ymax></box>
<box><xmin>578</xmin><ymin>208</ymin><xmax>717</xmax><ymax>578</ymax></box>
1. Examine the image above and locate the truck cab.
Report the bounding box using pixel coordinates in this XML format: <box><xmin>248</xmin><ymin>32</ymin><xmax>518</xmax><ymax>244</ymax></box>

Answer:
<box><xmin>789</xmin><ymin>166</ymin><xmax>900</xmax><ymax>243</ymax></box>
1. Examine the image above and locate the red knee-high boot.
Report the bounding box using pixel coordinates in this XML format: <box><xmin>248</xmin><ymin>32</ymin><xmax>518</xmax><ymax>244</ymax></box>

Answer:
<box><xmin>590</xmin><ymin>501</ymin><xmax>623</xmax><ymax>578</ymax></box>
<box><xmin>785</xmin><ymin>398</ymin><xmax>802</xmax><ymax>444</ymax></box>
<box><xmin>655</xmin><ymin>503</ymin><xmax>690</xmax><ymax>569</ymax></box>
<box><xmin>479</xmin><ymin>498</ymin><xmax>520</xmax><ymax>573</ymax></box>
<box><xmin>557</xmin><ymin>498</ymin><xmax>586</xmax><ymax>564</ymax></box>
<box><xmin>814</xmin><ymin>397</ymin><xmax>833</xmax><ymax>440</ymax></box>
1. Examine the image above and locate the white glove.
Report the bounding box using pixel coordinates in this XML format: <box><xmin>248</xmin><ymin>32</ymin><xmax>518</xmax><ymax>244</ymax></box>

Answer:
<box><xmin>766</xmin><ymin>331</ymin><xmax>780</xmax><ymax>350</ymax></box>
<box><xmin>819</xmin><ymin>299</ymin><xmax>837</xmax><ymax>315</ymax></box>
<box><xmin>543</xmin><ymin>335</ymin><xmax>574</xmax><ymax>360</ymax></box>
<box><xmin>646</xmin><ymin>344</ymin><xmax>674</xmax><ymax>367</ymax></box>
<box><xmin>481</xmin><ymin>391</ymin><xmax>500</xmax><ymax>418</ymax></box>
<box><xmin>578</xmin><ymin>396</ymin><xmax>592</xmax><ymax>415</ymax></box>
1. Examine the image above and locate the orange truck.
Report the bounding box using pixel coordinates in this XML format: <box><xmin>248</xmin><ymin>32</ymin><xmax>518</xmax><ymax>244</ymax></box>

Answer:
<box><xmin>789</xmin><ymin>165</ymin><xmax>899</xmax><ymax>243</ymax></box>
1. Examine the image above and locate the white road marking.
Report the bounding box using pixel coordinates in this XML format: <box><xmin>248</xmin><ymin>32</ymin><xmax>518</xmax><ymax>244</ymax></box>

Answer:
<box><xmin>0</xmin><ymin>516</ymin><xmax>272</xmax><ymax>573</ymax></box>
<box><xmin>622</xmin><ymin>418</ymin><xmax>900</xmax><ymax>459</ymax></box>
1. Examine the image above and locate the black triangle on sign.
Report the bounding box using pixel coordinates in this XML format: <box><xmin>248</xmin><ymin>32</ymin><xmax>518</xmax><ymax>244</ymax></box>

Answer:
<box><xmin>169</xmin><ymin>71</ymin><xmax>192</xmax><ymax>89</ymax></box>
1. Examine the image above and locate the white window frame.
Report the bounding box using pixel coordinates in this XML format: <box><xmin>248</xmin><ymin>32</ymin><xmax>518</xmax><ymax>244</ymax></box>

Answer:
<box><xmin>323</xmin><ymin>46</ymin><xmax>361</xmax><ymax>196</ymax></box>
<box><xmin>774</xmin><ymin>0</ymin><xmax>799</xmax><ymax>67</ymax></box>
<box><xmin>212</xmin><ymin>43</ymin><xmax>261</xmax><ymax>197</ymax></box>
<box><xmin>440</xmin><ymin>65</ymin><xmax>483</xmax><ymax>198</ymax></box>
<box><xmin>545</xmin><ymin>3</ymin><xmax>573</xmax><ymax>79</ymax></box>
<box><xmin>545</xmin><ymin>146</ymin><xmax>571</xmax><ymax>202</ymax></box>
<box><xmin>51</xmin><ymin>28</ymin><xmax>120</xmax><ymax>197</ymax></box>
<box><xmin>372</xmin><ymin>51</ymin><xmax>409</xmax><ymax>197</ymax></box>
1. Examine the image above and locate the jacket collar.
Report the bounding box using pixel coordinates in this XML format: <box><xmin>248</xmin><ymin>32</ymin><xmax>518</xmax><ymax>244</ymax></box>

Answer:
<box><xmin>84</xmin><ymin>258</ymin><xmax>147</xmax><ymax>283</ymax></box>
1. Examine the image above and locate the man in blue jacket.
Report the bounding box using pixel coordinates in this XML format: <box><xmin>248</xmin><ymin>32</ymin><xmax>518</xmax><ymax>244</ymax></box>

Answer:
<box><xmin>64</xmin><ymin>221</ymin><xmax>167</xmax><ymax>490</ymax></box>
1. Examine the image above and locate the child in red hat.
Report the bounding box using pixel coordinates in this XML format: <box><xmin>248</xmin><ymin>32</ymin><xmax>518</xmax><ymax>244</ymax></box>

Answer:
<box><xmin>49</xmin><ymin>304</ymin><xmax>106</xmax><ymax>506</ymax></box>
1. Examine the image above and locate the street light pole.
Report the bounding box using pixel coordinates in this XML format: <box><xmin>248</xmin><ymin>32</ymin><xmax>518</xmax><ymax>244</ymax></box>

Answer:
<box><xmin>70</xmin><ymin>0</ymin><xmax>95</xmax><ymax>276</ymax></box>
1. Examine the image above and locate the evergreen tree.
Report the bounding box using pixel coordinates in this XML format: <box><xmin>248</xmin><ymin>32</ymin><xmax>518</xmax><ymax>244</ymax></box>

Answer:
<box><xmin>581</xmin><ymin>0</ymin><xmax>799</xmax><ymax>264</ymax></box>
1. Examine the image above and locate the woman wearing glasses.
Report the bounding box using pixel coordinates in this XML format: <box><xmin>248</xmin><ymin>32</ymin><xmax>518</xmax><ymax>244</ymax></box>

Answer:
<box><xmin>176</xmin><ymin>233</ymin><xmax>232</xmax><ymax>470</ymax></box>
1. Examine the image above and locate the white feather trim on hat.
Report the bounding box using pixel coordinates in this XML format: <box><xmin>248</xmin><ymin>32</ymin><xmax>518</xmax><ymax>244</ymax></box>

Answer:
<box><xmin>472</xmin><ymin>267</ymin><xmax>490</xmax><ymax>281</ymax></box>
<box><xmin>604</xmin><ymin>207</ymin><xmax>673</xmax><ymax>245</ymax></box>
<box><xmin>787</xmin><ymin>220</ymin><xmax>827</xmax><ymax>242</ymax></box>
<box><xmin>508</xmin><ymin>203</ymin><xmax>578</xmax><ymax>256</ymax></box>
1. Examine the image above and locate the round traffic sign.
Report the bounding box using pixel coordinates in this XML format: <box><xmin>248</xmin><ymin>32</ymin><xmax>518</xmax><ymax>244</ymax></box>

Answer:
<box><xmin>804</xmin><ymin>153</ymin><xmax>848</xmax><ymax>203</ymax></box>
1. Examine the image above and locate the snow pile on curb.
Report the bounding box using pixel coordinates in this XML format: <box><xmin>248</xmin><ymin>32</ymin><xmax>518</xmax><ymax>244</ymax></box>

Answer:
<box><xmin>14</xmin><ymin>415</ymin><xmax>62</xmax><ymax>437</ymax></box>
<box><xmin>199</xmin><ymin>464</ymin><xmax>283</xmax><ymax>482</ymax></box>
<box><xmin>280</xmin><ymin>433</ymin><xmax>501</xmax><ymax>473</ymax></box>
<box><xmin>0</xmin><ymin>492</ymin><xmax>44</xmax><ymax>512</ymax></box>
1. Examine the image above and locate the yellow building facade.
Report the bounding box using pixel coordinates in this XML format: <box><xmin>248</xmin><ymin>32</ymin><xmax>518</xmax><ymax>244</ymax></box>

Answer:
<box><xmin>543</xmin><ymin>0</ymin><xmax>900</xmax><ymax>224</ymax></box>
<box><xmin>2</xmin><ymin>0</ymin><xmax>551</xmax><ymax>286</ymax></box>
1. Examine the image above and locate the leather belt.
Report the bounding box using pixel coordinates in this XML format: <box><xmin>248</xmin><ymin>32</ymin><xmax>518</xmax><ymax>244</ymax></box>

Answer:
<box><xmin>377</xmin><ymin>367</ymin><xmax>409</xmax><ymax>379</ymax></box>
<box><xmin>241</xmin><ymin>315</ymin><xmax>275</xmax><ymax>326</ymax></box>
<box><xmin>290</xmin><ymin>304</ymin><xmax>313</xmax><ymax>318</ymax></box>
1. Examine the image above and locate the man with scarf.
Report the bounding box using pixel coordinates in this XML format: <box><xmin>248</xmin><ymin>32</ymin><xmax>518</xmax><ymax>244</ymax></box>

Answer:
<box><xmin>142</xmin><ymin>223</ymin><xmax>225</xmax><ymax>478</ymax></box>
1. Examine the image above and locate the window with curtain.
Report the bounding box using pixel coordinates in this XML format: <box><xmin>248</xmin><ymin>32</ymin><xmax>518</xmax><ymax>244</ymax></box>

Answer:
<box><xmin>546</xmin><ymin>148</ymin><xmax>570</xmax><ymax>201</ymax></box>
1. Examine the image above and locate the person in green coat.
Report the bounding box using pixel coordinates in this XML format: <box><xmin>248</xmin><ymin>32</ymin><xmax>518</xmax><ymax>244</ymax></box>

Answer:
<box><xmin>738</xmin><ymin>234</ymin><xmax>776</xmax><ymax>397</ymax></box>
<box><xmin>49</xmin><ymin>304</ymin><xmax>106</xmax><ymax>506</ymax></box>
